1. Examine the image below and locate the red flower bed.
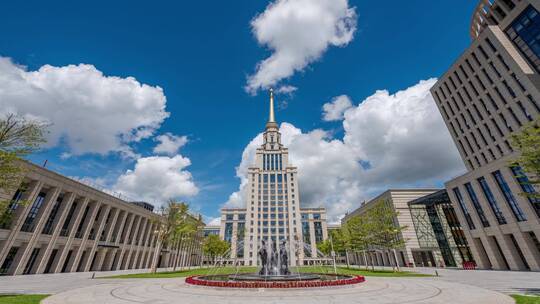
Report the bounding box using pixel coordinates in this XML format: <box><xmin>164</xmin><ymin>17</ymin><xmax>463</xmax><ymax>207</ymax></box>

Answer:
<box><xmin>185</xmin><ymin>275</ymin><xmax>365</xmax><ymax>289</ymax></box>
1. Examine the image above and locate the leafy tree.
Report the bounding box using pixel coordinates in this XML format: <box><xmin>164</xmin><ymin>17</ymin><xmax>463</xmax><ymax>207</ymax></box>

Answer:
<box><xmin>344</xmin><ymin>214</ymin><xmax>371</xmax><ymax>270</ymax></box>
<box><xmin>151</xmin><ymin>200</ymin><xmax>197</xmax><ymax>273</ymax></box>
<box><xmin>367</xmin><ymin>201</ymin><xmax>407</xmax><ymax>271</ymax></box>
<box><xmin>0</xmin><ymin>114</ymin><xmax>47</xmax><ymax>226</ymax></box>
<box><xmin>317</xmin><ymin>239</ymin><xmax>331</xmax><ymax>256</ymax></box>
<box><xmin>511</xmin><ymin>119</ymin><xmax>540</xmax><ymax>199</ymax></box>
<box><xmin>202</xmin><ymin>234</ymin><xmax>230</xmax><ymax>264</ymax></box>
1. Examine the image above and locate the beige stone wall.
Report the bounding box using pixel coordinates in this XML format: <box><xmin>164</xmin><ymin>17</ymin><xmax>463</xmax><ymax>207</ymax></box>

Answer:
<box><xmin>433</xmin><ymin>0</ymin><xmax>540</xmax><ymax>271</ymax></box>
<box><xmin>0</xmin><ymin>161</ymin><xmax>203</xmax><ymax>276</ymax></box>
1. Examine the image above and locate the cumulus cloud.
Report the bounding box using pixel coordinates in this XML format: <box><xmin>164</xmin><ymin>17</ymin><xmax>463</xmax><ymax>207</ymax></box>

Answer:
<box><xmin>276</xmin><ymin>85</ymin><xmax>298</xmax><ymax>95</ymax></box>
<box><xmin>246</xmin><ymin>0</ymin><xmax>357</xmax><ymax>94</ymax></box>
<box><xmin>153</xmin><ymin>133</ymin><xmax>188</xmax><ymax>156</ymax></box>
<box><xmin>113</xmin><ymin>155</ymin><xmax>199</xmax><ymax>205</ymax></box>
<box><xmin>322</xmin><ymin>95</ymin><xmax>353</xmax><ymax>121</ymax></box>
<box><xmin>208</xmin><ymin>217</ymin><xmax>221</xmax><ymax>226</ymax></box>
<box><xmin>225</xmin><ymin>79</ymin><xmax>465</xmax><ymax>222</ymax></box>
<box><xmin>0</xmin><ymin>56</ymin><xmax>168</xmax><ymax>156</ymax></box>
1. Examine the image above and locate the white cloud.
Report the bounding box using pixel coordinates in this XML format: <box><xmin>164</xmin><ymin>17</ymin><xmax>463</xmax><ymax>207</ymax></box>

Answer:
<box><xmin>225</xmin><ymin>79</ymin><xmax>465</xmax><ymax>222</ymax></box>
<box><xmin>322</xmin><ymin>95</ymin><xmax>352</xmax><ymax>121</ymax></box>
<box><xmin>246</xmin><ymin>0</ymin><xmax>357</xmax><ymax>94</ymax></box>
<box><xmin>208</xmin><ymin>217</ymin><xmax>221</xmax><ymax>226</ymax></box>
<box><xmin>276</xmin><ymin>85</ymin><xmax>298</xmax><ymax>95</ymax></box>
<box><xmin>0</xmin><ymin>56</ymin><xmax>168</xmax><ymax>156</ymax></box>
<box><xmin>153</xmin><ymin>133</ymin><xmax>188</xmax><ymax>156</ymax></box>
<box><xmin>113</xmin><ymin>155</ymin><xmax>199</xmax><ymax>205</ymax></box>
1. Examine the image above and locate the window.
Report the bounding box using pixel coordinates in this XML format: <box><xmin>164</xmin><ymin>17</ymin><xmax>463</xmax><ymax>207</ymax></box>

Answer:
<box><xmin>477</xmin><ymin>177</ymin><xmax>507</xmax><ymax>225</ymax></box>
<box><xmin>0</xmin><ymin>247</ymin><xmax>19</xmax><ymax>274</ymax></box>
<box><xmin>464</xmin><ymin>183</ymin><xmax>490</xmax><ymax>227</ymax></box>
<box><xmin>313</xmin><ymin>213</ymin><xmax>321</xmax><ymax>220</ymax></box>
<box><xmin>21</xmin><ymin>192</ymin><xmax>47</xmax><ymax>232</ymax></box>
<box><xmin>42</xmin><ymin>195</ymin><xmax>63</xmax><ymax>235</ymax></box>
<box><xmin>511</xmin><ymin>165</ymin><xmax>540</xmax><ymax>218</ymax></box>
<box><xmin>453</xmin><ymin>187</ymin><xmax>475</xmax><ymax>230</ymax></box>
<box><xmin>238</xmin><ymin>214</ymin><xmax>246</xmax><ymax>221</ymax></box>
<box><xmin>224</xmin><ymin>223</ymin><xmax>233</xmax><ymax>243</ymax></box>
<box><xmin>506</xmin><ymin>5</ymin><xmax>540</xmax><ymax>72</ymax></box>
<box><xmin>492</xmin><ymin>170</ymin><xmax>527</xmax><ymax>222</ymax></box>
<box><xmin>314</xmin><ymin>222</ymin><xmax>323</xmax><ymax>243</ymax></box>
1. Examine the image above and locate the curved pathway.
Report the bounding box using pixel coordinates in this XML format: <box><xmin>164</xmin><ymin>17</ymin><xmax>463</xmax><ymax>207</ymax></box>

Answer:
<box><xmin>43</xmin><ymin>277</ymin><xmax>514</xmax><ymax>304</ymax></box>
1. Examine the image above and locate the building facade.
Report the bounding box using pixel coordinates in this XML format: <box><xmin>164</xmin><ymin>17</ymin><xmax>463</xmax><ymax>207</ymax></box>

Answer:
<box><xmin>431</xmin><ymin>0</ymin><xmax>540</xmax><ymax>271</ymax></box>
<box><xmin>408</xmin><ymin>190</ymin><xmax>475</xmax><ymax>268</ymax></box>
<box><xmin>342</xmin><ymin>189</ymin><xmax>441</xmax><ymax>267</ymax></box>
<box><xmin>219</xmin><ymin>90</ymin><xmax>328</xmax><ymax>266</ymax></box>
<box><xmin>0</xmin><ymin>161</ymin><xmax>203</xmax><ymax>276</ymax></box>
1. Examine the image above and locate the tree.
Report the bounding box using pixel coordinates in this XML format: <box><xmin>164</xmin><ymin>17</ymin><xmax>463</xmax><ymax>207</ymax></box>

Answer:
<box><xmin>150</xmin><ymin>200</ymin><xmax>196</xmax><ymax>273</ymax></box>
<box><xmin>344</xmin><ymin>214</ymin><xmax>371</xmax><ymax>270</ymax></box>
<box><xmin>511</xmin><ymin>119</ymin><xmax>540</xmax><ymax>199</ymax></box>
<box><xmin>170</xmin><ymin>208</ymin><xmax>202</xmax><ymax>271</ymax></box>
<box><xmin>0</xmin><ymin>114</ymin><xmax>47</xmax><ymax>226</ymax></box>
<box><xmin>367</xmin><ymin>201</ymin><xmax>407</xmax><ymax>271</ymax></box>
<box><xmin>202</xmin><ymin>234</ymin><xmax>230</xmax><ymax>264</ymax></box>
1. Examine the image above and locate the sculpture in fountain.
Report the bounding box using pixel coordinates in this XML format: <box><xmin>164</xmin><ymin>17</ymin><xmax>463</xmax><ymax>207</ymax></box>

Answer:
<box><xmin>258</xmin><ymin>240</ymin><xmax>268</xmax><ymax>275</ymax></box>
<box><xmin>280</xmin><ymin>240</ymin><xmax>290</xmax><ymax>275</ymax></box>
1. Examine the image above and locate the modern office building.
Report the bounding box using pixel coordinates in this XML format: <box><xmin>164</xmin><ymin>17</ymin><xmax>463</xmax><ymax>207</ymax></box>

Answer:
<box><xmin>431</xmin><ymin>0</ymin><xmax>540</xmax><ymax>271</ymax></box>
<box><xmin>0</xmin><ymin>161</ymin><xmax>203</xmax><ymax>276</ymax></box>
<box><xmin>342</xmin><ymin>189</ymin><xmax>443</xmax><ymax>267</ymax></box>
<box><xmin>219</xmin><ymin>90</ymin><xmax>328</xmax><ymax>266</ymax></box>
<box><xmin>408</xmin><ymin>189</ymin><xmax>475</xmax><ymax>268</ymax></box>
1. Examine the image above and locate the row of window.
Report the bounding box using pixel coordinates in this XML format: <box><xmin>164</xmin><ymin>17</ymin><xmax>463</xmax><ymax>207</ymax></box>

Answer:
<box><xmin>2</xmin><ymin>186</ymin><xmax>158</xmax><ymax>247</ymax></box>
<box><xmin>262</xmin><ymin>153</ymin><xmax>283</xmax><ymax>171</ymax></box>
<box><xmin>434</xmin><ymin>35</ymin><xmax>539</xmax><ymax>170</ymax></box>
<box><xmin>452</xmin><ymin>165</ymin><xmax>539</xmax><ymax>231</ymax></box>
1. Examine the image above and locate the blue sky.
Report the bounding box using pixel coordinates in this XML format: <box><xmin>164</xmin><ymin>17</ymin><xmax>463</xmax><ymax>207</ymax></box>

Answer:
<box><xmin>0</xmin><ymin>0</ymin><xmax>476</xmax><ymax>222</ymax></box>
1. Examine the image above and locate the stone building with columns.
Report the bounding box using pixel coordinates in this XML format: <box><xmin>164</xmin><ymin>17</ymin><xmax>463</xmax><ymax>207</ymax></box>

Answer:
<box><xmin>219</xmin><ymin>90</ymin><xmax>329</xmax><ymax>266</ymax></box>
<box><xmin>342</xmin><ymin>189</ymin><xmax>442</xmax><ymax>268</ymax></box>
<box><xmin>431</xmin><ymin>0</ymin><xmax>540</xmax><ymax>271</ymax></box>
<box><xmin>0</xmin><ymin>161</ymin><xmax>203</xmax><ymax>276</ymax></box>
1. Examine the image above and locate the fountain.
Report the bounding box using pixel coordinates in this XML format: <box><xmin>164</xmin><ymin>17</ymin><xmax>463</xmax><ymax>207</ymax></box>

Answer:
<box><xmin>185</xmin><ymin>240</ymin><xmax>365</xmax><ymax>288</ymax></box>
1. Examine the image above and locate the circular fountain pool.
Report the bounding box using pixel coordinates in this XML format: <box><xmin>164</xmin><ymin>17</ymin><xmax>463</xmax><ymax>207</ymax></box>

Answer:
<box><xmin>186</xmin><ymin>273</ymin><xmax>365</xmax><ymax>289</ymax></box>
<box><xmin>186</xmin><ymin>239</ymin><xmax>365</xmax><ymax>288</ymax></box>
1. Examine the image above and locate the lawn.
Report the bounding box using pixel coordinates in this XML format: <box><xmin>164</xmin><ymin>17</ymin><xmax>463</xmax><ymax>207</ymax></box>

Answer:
<box><xmin>296</xmin><ymin>266</ymin><xmax>432</xmax><ymax>277</ymax></box>
<box><xmin>102</xmin><ymin>265</ymin><xmax>430</xmax><ymax>279</ymax></box>
<box><xmin>102</xmin><ymin>267</ymin><xmax>258</xmax><ymax>279</ymax></box>
<box><xmin>0</xmin><ymin>294</ymin><xmax>49</xmax><ymax>304</ymax></box>
<box><xmin>512</xmin><ymin>294</ymin><xmax>540</xmax><ymax>304</ymax></box>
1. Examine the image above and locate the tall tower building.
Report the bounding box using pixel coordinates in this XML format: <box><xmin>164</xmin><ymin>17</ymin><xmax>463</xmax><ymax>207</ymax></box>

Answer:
<box><xmin>219</xmin><ymin>90</ymin><xmax>328</xmax><ymax>266</ymax></box>
<box><xmin>432</xmin><ymin>0</ymin><xmax>540</xmax><ymax>271</ymax></box>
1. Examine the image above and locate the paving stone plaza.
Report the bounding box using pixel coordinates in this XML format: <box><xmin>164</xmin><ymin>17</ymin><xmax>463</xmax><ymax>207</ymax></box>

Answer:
<box><xmin>0</xmin><ymin>267</ymin><xmax>538</xmax><ymax>303</ymax></box>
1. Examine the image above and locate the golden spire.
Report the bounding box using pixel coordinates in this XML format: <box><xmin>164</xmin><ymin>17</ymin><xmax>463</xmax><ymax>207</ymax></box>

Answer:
<box><xmin>269</xmin><ymin>88</ymin><xmax>275</xmax><ymax>123</ymax></box>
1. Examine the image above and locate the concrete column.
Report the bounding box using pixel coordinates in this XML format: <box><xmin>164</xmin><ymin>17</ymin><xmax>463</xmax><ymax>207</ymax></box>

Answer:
<box><xmin>518</xmin><ymin>231</ymin><xmax>540</xmax><ymax>271</ymax></box>
<box><xmin>54</xmin><ymin>197</ymin><xmax>90</xmax><ymax>273</ymax></box>
<box><xmin>92</xmin><ymin>248</ymin><xmax>107</xmax><ymax>271</ymax></box>
<box><xmin>112</xmin><ymin>211</ymin><xmax>128</xmax><ymax>245</ymax></box>
<box><xmin>123</xmin><ymin>216</ymin><xmax>142</xmax><ymax>269</ymax></box>
<box><xmin>309</xmin><ymin>220</ymin><xmax>316</xmax><ymax>258</ymax></box>
<box><xmin>130</xmin><ymin>218</ymin><xmax>148</xmax><ymax>269</ymax></box>
<box><xmin>496</xmin><ymin>234</ymin><xmax>525</xmax><ymax>271</ymax></box>
<box><xmin>83</xmin><ymin>205</ymin><xmax>111</xmax><ymax>272</ymax></box>
<box><xmin>145</xmin><ymin>224</ymin><xmax>157</xmax><ymax>268</ymax></box>
<box><xmin>13</xmin><ymin>187</ymin><xmax>62</xmax><ymax>275</ymax></box>
<box><xmin>35</xmin><ymin>193</ymin><xmax>76</xmax><ymax>274</ymax></box>
<box><xmin>0</xmin><ymin>181</ymin><xmax>44</xmax><ymax>267</ymax></box>
<box><xmin>138</xmin><ymin>222</ymin><xmax>153</xmax><ymax>269</ymax></box>
<box><xmin>115</xmin><ymin>214</ymin><xmax>136</xmax><ymax>270</ymax></box>
<box><xmin>102</xmin><ymin>208</ymin><xmax>119</xmax><ymax>242</ymax></box>
<box><xmin>70</xmin><ymin>201</ymin><xmax>102</xmax><ymax>272</ymax></box>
